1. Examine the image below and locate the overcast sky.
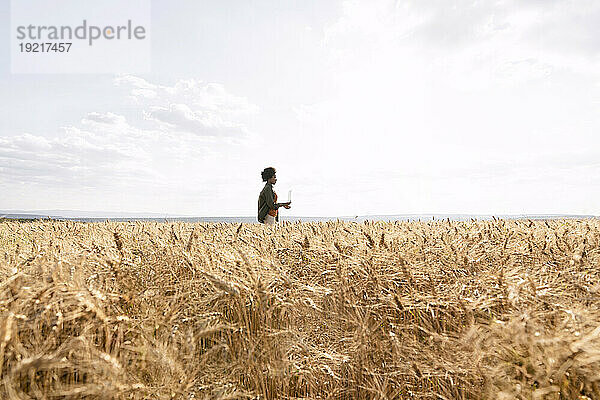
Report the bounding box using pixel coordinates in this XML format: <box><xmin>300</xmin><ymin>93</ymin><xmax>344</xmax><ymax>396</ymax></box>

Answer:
<box><xmin>1</xmin><ymin>0</ymin><xmax>599</xmax><ymax>217</ymax></box>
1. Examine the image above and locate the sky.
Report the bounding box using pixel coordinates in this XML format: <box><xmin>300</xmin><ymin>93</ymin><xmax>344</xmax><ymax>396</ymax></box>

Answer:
<box><xmin>1</xmin><ymin>0</ymin><xmax>599</xmax><ymax>217</ymax></box>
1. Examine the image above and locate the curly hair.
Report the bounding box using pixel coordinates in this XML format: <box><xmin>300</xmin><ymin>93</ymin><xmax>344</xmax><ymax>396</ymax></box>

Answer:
<box><xmin>261</xmin><ymin>167</ymin><xmax>276</xmax><ymax>182</ymax></box>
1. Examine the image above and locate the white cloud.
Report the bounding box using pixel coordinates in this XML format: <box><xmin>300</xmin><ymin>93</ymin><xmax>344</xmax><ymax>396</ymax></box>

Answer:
<box><xmin>0</xmin><ymin>118</ymin><xmax>150</xmax><ymax>188</ymax></box>
<box><xmin>0</xmin><ymin>76</ymin><xmax>263</xmax><ymax>213</ymax></box>
<box><xmin>145</xmin><ymin>103</ymin><xmax>248</xmax><ymax>137</ymax></box>
<box><xmin>115</xmin><ymin>75</ymin><xmax>258</xmax><ymax>137</ymax></box>
<box><xmin>299</xmin><ymin>0</ymin><xmax>600</xmax><ymax>155</ymax></box>
<box><xmin>323</xmin><ymin>0</ymin><xmax>600</xmax><ymax>86</ymax></box>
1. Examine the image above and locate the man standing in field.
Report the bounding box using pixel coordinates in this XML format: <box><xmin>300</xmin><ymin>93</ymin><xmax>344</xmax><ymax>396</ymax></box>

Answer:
<box><xmin>258</xmin><ymin>167</ymin><xmax>291</xmax><ymax>225</ymax></box>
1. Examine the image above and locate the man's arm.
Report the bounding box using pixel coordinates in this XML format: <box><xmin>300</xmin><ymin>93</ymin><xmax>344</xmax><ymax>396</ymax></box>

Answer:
<box><xmin>264</xmin><ymin>186</ymin><xmax>291</xmax><ymax>210</ymax></box>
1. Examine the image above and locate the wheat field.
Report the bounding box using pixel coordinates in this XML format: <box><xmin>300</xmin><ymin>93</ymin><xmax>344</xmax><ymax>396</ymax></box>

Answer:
<box><xmin>1</xmin><ymin>218</ymin><xmax>599</xmax><ymax>399</ymax></box>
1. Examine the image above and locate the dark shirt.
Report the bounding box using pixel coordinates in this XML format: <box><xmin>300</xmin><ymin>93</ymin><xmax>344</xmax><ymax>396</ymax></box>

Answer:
<box><xmin>257</xmin><ymin>182</ymin><xmax>279</xmax><ymax>223</ymax></box>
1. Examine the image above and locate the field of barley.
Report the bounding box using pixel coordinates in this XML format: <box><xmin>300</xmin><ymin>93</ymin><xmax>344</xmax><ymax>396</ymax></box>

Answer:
<box><xmin>1</xmin><ymin>219</ymin><xmax>600</xmax><ymax>399</ymax></box>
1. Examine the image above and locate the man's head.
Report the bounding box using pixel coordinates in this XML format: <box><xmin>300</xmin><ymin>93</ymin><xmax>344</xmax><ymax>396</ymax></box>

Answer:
<box><xmin>261</xmin><ymin>167</ymin><xmax>277</xmax><ymax>184</ymax></box>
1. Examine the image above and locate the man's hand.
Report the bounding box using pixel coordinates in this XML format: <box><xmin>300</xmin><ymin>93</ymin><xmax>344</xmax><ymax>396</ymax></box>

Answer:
<box><xmin>283</xmin><ymin>201</ymin><xmax>291</xmax><ymax>209</ymax></box>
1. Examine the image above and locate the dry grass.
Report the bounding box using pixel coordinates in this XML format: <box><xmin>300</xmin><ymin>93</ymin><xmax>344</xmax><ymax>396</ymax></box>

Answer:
<box><xmin>1</xmin><ymin>218</ymin><xmax>600</xmax><ymax>399</ymax></box>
